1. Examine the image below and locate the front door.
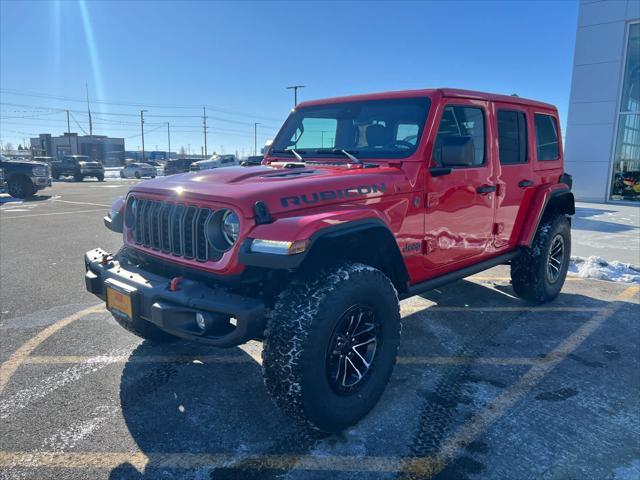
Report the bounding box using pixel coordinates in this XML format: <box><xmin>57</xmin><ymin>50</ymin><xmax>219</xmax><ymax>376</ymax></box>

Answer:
<box><xmin>424</xmin><ymin>101</ymin><xmax>496</xmax><ymax>272</ymax></box>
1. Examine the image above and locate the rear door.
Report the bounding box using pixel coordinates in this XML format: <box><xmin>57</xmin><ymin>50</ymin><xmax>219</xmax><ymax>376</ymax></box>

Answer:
<box><xmin>492</xmin><ymin>103</ymin><xmax>535</xmax><ymax>249</ymax></box>
<box><xmin>424</xmin><ymin>100</ymin><xmax>496</xmax><ymax>272</ymax></box>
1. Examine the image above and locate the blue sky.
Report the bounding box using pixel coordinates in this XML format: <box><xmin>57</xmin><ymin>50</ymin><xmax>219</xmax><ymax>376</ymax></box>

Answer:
<box><xmin>1</xmin><ymin>0</ymin><xmax>578</xmax><ymax>156</ymax></box>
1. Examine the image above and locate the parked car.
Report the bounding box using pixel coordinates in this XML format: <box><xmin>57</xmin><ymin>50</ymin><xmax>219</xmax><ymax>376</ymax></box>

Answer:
<box><xmin>0</xmin><ymin>154</ymin><xmax>52</xmax><ymax>198</ymax></box>
<box><xmin>189</xmin><ymin>155</ymin><xmax>238</xmax><ymax>172</ymax></box>
<box><xmin>0</xmin><ymin>166</ymin><xmax>6</xmax><ymax>194</ymax></box>
<box><xmin>241</xmin><ymin>155</ymin><xmax>264</xmax><ymax>166</ymax></box>
<box><xmin>120</xmin><ymin>162</ymin><xmax>157</xmax><ymax>179</ymax></box>
<box><xmin>163</xmin><ymin>158</ymin><xmax>194</xmax><ymax>175</ymax></box>
<box><xmin>88</xmin><ymin>87</ymin><xmax>574</xmax><ymax>433</ymax></box>
<box><xmin>143</xmin><ymin>160</ymin><xmax>163</xmax><ymax>167</ymax></box>
<box><xmin>51</xmin><ymin>155</ymin><xmax>105</xmax><ymax>181</ymax></box>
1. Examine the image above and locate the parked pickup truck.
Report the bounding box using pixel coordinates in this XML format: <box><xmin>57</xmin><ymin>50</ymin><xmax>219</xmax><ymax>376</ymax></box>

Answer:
<box><xmin>51</xmin><ymin>155</ymin><xmax>104</xmax><ymax>182</ymax></box>
<box><xmin>86</xmin><ymin>88</ymin><xmax>574</xmax><ymax>433</ymax></box>
<box><xmin>0</xmin><ymin>154</ymin><xmax>51</xmax><ymax>198</ymax></box>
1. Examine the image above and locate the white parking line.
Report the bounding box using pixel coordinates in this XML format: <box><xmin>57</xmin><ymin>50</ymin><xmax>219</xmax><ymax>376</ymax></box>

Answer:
<box><xmin>54</xmin><ymin>200</ymin><xmax>111</xmax><ymax>208</ymax></box>
<box><xmin>0</xmin><ymin>209</ymin><xmax>106</xmax><ymax>219</ymax></box>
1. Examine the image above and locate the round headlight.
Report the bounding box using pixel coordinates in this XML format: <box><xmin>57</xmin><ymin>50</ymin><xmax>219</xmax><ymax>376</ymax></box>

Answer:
<box><xmin>125</xmin><ymin>196</ymin><xmax>137</xmax><ymax>229</ymax></box>
<box><xmin>221</xmin><ymin>210</ymin><xmax>240</xmax><ymax>245</ymax></box>
<box><xmin>206</xmin><ymin>208</ymin><xmax>240</xmax><ymax>252</ymax></box>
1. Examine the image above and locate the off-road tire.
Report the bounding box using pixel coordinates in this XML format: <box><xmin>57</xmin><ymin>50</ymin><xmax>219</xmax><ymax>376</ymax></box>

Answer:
<box><xmin>110</xmin><ymin>313</ymin><xmax>177</xmax><ymax>344</ymax></box>
<box><xmin>511</xmin><ymin>214</ymin><xmax>571</xmax><ymax>303</ymax></box>
<box><xmin>8</xmin><ymin>177</ymin><xmax>35</xmax><ymax>198</ymax></box>
<box><xmin>262</xmin><ymin>262</ymin><xmax>401</xmax><ymax>433</ymax></box>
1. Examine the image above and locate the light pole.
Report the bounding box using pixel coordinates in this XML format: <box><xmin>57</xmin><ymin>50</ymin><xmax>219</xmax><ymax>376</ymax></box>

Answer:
<box><xmin>140</xmin><ymin>110</ymin><xmax>148</xmax><ymax>161</ymax></box>
<box><xmin>167</xmin><ymin>123</ymin><xmax>171</xmax><ymax>158</ymax></box>
<box><xmin>254</xmin><ymin>122</ymin><xmax>260</xmax><ymax>156</ymax></box>
<box><xmin>286</xmin><ymin>85</ymin><xmax>305</xmax><ymax>107</ymax></box>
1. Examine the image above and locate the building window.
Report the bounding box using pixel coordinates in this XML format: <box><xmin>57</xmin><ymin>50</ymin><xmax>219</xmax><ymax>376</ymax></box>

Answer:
<box><xmin>610</xmin><ymin>23</ymin><xmax>640</xmax><ymax>202</ymax></box>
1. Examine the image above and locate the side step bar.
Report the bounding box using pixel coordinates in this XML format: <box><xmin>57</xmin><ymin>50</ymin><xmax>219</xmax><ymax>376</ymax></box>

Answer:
<box><xmin>400</xmin><ymin>250</ymin><xmax>520</xmax><ymax>300</ymax></box>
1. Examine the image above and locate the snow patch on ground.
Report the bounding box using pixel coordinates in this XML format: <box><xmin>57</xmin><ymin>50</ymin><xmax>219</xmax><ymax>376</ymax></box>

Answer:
<box><xmin>569</xmin><ymin>256</ymin><xmax>640</xmax><ymax>284</ymax></box>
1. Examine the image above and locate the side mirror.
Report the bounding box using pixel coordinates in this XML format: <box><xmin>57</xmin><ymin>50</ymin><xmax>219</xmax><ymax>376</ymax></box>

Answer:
<box><xmin>440</xmin><ymin>136</ymin><xmax>475</xmax><ymax>167</ymax></box>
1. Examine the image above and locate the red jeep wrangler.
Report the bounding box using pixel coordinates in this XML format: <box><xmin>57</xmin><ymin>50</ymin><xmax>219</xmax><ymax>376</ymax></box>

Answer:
<box><xmin>85</xmin><ymin>88</ymin><xmax>574</xmax><ymax>432</ymax></box>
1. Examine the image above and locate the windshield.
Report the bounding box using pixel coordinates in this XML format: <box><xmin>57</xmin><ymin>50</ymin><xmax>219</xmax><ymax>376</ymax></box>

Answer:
<box><xmin>271</xmin><ymin>97</ymin><xmax>430</xmax><ymax>159</ymax></box>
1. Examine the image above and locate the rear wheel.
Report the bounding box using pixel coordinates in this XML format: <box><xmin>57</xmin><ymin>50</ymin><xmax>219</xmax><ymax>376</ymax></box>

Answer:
<box><xmin>262</xmin><ymin>262</ymin><xmax>401</xmax><ymax>433</ymax></box>
<box><xmin>97</xmin><ymin>174</ymin><xmax>104</xmax><ymax>182</ymax></box>
<box><xmin>511</xmin><ymin>214</ymin><xmax>571</xmax><ymax>303</ymax></box>
<box><xmin>74</xmin><ymin>172</ymin><xmax>83</xmax><ymax>182</ymax></box>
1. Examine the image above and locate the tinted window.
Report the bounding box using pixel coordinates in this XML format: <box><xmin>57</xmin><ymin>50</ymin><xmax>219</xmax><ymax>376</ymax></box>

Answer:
<box><xmin>498</xmin><ymin>110</ymin><xmax>528</xmax><ymax>164</ymax></box>
<box><xmin>272</xmin><ymin>97</ymin><xmax>431</xmax><ymax>159</ymax></box>
<box><xmin>432</xmin><ymin>106</ymin><xmax>485</xmax><ymax>166</ymax></box>
<box><xmin>534</xmin><ymin>114</ymin><xmax>559</xmax><ymax>161</ymax></box>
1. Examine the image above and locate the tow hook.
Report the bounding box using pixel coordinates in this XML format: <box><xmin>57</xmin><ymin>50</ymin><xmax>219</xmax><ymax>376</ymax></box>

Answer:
<box><xmin>100</xmin><ymin>253</ymin><xmax>113</xmax><ymax>266</ymax></box>
<box><xmin>169</xmin><ymin>276</ymin><xmax>184</xmax><ymax>292</ymax></box>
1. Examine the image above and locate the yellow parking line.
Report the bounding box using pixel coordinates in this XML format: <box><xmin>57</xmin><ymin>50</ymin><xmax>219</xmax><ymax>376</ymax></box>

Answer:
<box><xmin>0</xmin><ymin>304</ymin><xmax>103</xmax><ymax>395</ymax></box>
<box><xmin>401</xmin><ymin>306</ymin><xmax>601</xmax><ymax>313</ymax></box>
<box><xmin>0</xmin><ymin>451</ymin><xmax>405</xmax><ymax>472</ymax></box>
<box><xmin>22</xmin><ymin>354</ymin><xmax>546</xmax><ymax>366</ymax></box>
<box><xmin>401</xmin><ymin>284</ymin><xmax>638</xmax><ymax>479</ymax></box>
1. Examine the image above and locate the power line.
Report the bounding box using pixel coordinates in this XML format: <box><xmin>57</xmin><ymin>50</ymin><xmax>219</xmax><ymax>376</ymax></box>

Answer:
<box><xmin>0</xmin><ymin>88</ymin><xmax>284</xmax><ymax>121</ymax></box>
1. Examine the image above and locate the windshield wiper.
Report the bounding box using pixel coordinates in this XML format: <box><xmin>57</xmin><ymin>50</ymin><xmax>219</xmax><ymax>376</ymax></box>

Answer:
<box><xmin>314</xmin><ymin>149</ymin><xmax>362</xmax><ymax>165</ymax></box>
<box><xmin>271</xmin><ymin>149</ymin><xmax>305</xmax><ymax>161</ymax></box>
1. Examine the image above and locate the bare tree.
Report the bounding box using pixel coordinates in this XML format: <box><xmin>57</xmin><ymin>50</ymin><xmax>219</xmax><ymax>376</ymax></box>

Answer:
<box><xmin>4</xmin><ymin>142</ymin><xmax>14</xmax><ymax>152</ymax></box>
<box><xmin>179</xmin><ymin>146</ymin><xmax>186</xmax><ymax>155</ymax></box>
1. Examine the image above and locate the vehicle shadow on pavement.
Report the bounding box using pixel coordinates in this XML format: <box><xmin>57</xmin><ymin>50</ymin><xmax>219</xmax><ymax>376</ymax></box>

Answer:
<box><xmin>0</xmin><ymin>194</ymin><xmax>52</xmax><ymax>204</ymax></box>
<box><xmin>107</xmin><ymin>280</ymin><xmax>637</xmax><ymax>480</ymax></box>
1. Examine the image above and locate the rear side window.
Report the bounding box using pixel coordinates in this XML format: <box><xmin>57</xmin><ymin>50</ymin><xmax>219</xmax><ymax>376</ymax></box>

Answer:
<box><xmin>432</xmin><ymin>106</ymin><xmax>485</xmax><ymax>166</ymax></box>
<box><xmin>534</xmin><ymin>114</ymin><xmax>560</xmax><ymax>161</ymax></box>
<box><xmin>497</xmin><ymin>110</ymin><xmax>528</xmax><ymax>164</ymax></box>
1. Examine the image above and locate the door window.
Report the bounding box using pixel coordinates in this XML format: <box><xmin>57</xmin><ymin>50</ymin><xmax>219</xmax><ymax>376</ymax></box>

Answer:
<box><xmin>432</xmin><ymin>106</ymin><xmax>485</xmax><ymax>166</ymax></box>
<box><xmin>497</xmin><ymin>110</ymin><xmax>528</xmax><ymax>164</ymax></box>
<box><xmin>534</xmin><ymin>114</ymin><xmax>559</xmax><ymax>161</ymax></box>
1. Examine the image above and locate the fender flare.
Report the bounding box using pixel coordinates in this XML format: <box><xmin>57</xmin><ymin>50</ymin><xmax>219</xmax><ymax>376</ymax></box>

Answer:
<box><xmin>518</xmin><ymin>185</ymin><xmax>575</xmax><ymax>247</ymax></box>
<box><xmin>238</xmin><ymin>213</ymin><xmax>408</xmax><ymax>283</ymax></box>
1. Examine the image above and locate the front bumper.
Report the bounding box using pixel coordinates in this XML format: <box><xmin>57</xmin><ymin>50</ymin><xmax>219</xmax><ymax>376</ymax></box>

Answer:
<box><xmin>31</xmin><ymin>176</ymin><xmax>51</xmax><ymax>189</ymax></box>
<box><xmin>84</xmin><ymin>248</ymin><xmax>266</xmax><ymax>347</ymax></box>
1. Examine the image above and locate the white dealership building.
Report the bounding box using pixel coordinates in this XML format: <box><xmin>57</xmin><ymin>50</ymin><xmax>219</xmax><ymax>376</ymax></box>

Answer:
<box><xmin>564</xmin><ymin>0</ymin><xmax>639</xmax><ymax>203</ymax></box>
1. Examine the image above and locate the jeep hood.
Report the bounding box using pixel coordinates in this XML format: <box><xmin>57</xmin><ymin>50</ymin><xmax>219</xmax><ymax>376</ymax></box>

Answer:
<box><xmin>130</xmin><ymin>165</ymin><xmax>410</xmax><ymax>217</ymax></box>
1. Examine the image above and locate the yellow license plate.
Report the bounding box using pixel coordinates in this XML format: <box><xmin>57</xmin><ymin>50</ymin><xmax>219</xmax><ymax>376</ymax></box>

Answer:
<box><xmin>106</xmin><ymin>286</ymin><xmax>132</xmax><ymax>319</ymax></box>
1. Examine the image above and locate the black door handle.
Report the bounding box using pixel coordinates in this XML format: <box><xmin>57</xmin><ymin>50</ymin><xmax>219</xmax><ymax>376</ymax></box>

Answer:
<box><xmin>518</xmin><ymin>180</ymin><xmax>534</xmax><ymax>188</ymax></box>
<box><xmin>476</xmin><ymin>185</ymin><xmax>497</xmax><ymax>194</ymax></box>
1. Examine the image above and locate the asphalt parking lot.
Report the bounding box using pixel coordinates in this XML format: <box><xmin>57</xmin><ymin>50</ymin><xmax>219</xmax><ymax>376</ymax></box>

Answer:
<box><xmin>1</xmin><ymin>180</ymin><xmax>639</xmax><ymax>480</ymax></box>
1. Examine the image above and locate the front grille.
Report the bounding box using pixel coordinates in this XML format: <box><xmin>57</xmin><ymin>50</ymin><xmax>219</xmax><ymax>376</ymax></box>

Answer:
<box><xmin>128</xmin><ymin>197</ymin><xmax>222</xmax><ymax>262</ymax></box>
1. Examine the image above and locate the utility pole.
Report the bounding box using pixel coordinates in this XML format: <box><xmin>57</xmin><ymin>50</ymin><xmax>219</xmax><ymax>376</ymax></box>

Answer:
<box><xmin>202</xmin><ymin>107</ymin><xmax>208</xmax><ymax>158</ymax></box>
<box><xmin>85</xmin><ymin>83</ymin><xmax>93</xmax><ymax>136</ymax></box>
<box><xmin>140</xmin><ymin>110</ymin><xmax>147</xmax><ymax>161</ymax></box>
<box><xmin>254</xmin><ymin>122</ymin><xmax>260</xmax><ymax>156</ymax></box>
<box><xmin>166</xmin><ymin>122</ymin><xmax>171</xmax><ymax>158</ymax></box>
<box><xmin>66</xmin><ymin>110</ymin><xmax>71</xmax><ymax>147</ymax></box>
<box><xmin>286</xmin><ymin>85</ymin><xmax>305</xmax><ymax>107</ymax></box>
<box><xmin>201</xmin><ymin>146</ymin><xmax>204</xmax><ymax>159</ymax></box>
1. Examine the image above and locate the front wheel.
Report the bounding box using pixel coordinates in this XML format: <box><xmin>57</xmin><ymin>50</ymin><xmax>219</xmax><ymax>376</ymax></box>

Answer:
<box><xmin>8</xmin><ymin>177</ymin><xmax>35</xmax><ymax>198</ymax></box>
<box><xmin>262</xmin><ymin>262</ymin><xmax>401</xmax><ymax>433</ymax></box>
<box><xmin>511</xmin><ymin>214</ymin><xmax>571</xmax><ymax>303</ymax></box>
<box><xmin>135</xmin><ymin>172</ymin><xmax>141</xmax><ymax>179</ymax></box>
<box><xmin>74</xmin><ymin>173</ymin><xmax>83</xmax><ymax>182</ymax></box>
<box><xmin>97</xmin><ymin>174</ymin><xmax>104</xmax><ymax>182</ymax></box>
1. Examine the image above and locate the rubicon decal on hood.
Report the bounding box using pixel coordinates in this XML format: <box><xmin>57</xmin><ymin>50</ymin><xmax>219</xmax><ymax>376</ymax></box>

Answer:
<box><xmin>280</xmin><ymin>183</ymin><xmax>386</xmax><ymax>208</ymax></box>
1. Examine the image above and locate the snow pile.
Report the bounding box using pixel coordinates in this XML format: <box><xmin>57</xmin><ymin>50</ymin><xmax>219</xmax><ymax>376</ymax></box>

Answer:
<box><xmin>569</xmin><ymin>256</ymin><xmax>640</xmax><ymax>284</ymax></box>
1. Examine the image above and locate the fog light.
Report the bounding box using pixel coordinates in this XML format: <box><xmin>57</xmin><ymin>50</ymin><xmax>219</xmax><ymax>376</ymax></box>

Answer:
<box><xmin>196</xmin><ymin>312</ymin><xmax>207</xmax><ymax>331</ymax></box>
